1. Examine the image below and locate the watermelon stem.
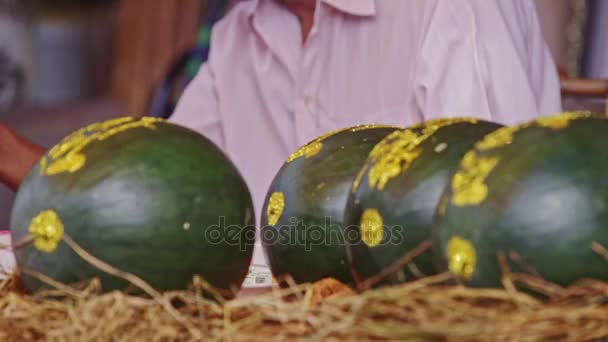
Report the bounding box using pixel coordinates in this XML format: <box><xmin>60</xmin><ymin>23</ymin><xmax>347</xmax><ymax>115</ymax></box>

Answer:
<box><xmin>21</xmin><ymin>269</ymin><xmax>88</xmax><ymax>298</ymax></box>
<box><xmin>12</xmin><ymin>235</ymin><xmax>35</xmax><ymax>250</ymax></box>
<box><xmin>497</xmin><ymin>252</ymin><xmax>518</xmax><ymax>297</ymax></box>
<box><xmin>61</xmin><ymin>234</ymin><xmax>202</xmax><ymax>338</ymax></box>
<box><xmin>592</xmin><ymin>242</ymin><xmax>608</xmax><ymax>261</ymax></box>
<box><xmin>356</xmin><ymin>240</ymin><xmax>432</xmax><ymax>291</ymax></box>
<box><xmin>497</xmin><ymin>252</ymin><xmax>564</xmax><ymax>300</ymax></box>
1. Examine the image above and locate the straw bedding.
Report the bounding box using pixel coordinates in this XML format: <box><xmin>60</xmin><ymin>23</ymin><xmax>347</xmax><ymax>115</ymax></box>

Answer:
<box><xmin>1</xmin><ymin>253</ymin><xmax>607</xmax><ymax>341</ymax></box>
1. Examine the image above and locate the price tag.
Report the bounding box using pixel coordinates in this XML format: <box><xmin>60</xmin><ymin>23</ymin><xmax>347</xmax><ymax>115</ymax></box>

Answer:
<box><xmin>243</xmin><ymin>264</ymin><xmax>275</xmax><ymax>288</ymax></box>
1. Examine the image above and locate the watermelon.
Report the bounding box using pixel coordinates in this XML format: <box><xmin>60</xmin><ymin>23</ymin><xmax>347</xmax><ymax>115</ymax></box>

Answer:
<box><xmin>11</xmin><ymin>117</ymin><xmax>255</xmax><ymax>297</ymax></box>
<box><xmin>344</xmin><ymin>118</ymin><xmax>502</xmax><ymax>288</ymax></box>
<box><xmin>260</xmin><ymin>125</ymin><xmax>399</xmax><ymax>285</ymax></box>
<box><xmin>434</xmin><ymin>112</ymin><xmax>608</xmax><ymax>288</ymax></box>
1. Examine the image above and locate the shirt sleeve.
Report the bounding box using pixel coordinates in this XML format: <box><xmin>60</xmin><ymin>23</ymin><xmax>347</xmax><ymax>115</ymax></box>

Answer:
<box><xmin>170</xmin><ymin>57</ymin><xmax>225</xmax><ymax>148</ymax></box>
<box><xmin>413</xmin><ymin>0</ymin><xmax>562</xmax><ymax>125</ymax></box>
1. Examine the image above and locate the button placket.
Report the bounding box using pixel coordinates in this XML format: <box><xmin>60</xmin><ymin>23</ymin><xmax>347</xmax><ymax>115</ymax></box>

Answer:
<box><xmin>296</xmin><ymin>24</ymin><xmax>325</xmax><ymax>144</ymax></box>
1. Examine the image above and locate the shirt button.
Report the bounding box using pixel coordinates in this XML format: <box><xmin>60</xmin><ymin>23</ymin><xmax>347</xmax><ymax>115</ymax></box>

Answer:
<box><xmin>303</xmin><ymin>95</ymin><xmax>313</xmax><ymax>105</ymax></box>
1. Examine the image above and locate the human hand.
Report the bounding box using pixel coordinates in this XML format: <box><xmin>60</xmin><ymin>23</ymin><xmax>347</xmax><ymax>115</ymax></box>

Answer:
<box><xmin>0</xmin><ymin>123</ymin><xmax>45</xmax><ymax>191</ymax></box>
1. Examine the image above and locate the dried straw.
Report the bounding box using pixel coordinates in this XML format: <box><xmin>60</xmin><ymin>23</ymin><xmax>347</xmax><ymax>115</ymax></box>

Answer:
<box><xmin>0</xmin><ymin>239</ymin><xmax>606</xmax><ymax>341</ymax></box>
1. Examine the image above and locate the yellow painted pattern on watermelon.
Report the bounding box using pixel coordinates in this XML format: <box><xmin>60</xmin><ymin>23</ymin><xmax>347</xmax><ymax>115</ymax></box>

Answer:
<box><xmin>349</xmin><ymin>124</ymin><xmax>398</xmax><ymax>132</ymax></box>
<box><xmin>447</xmin><ymin>236</ymin><xmax>477</xmax><ymax>281</ymax></box>
<box><xmin>451</xmin><ymin>124</ymin><xmax>523</xmax><ymax>206</ymax></box>
<box><xmin>437</xmin><ymin>196</ymin><xmax>449</xmax><ymax>217</ymax></box>
<box><xmin>360</xmin><ymin>208</ymin><xmax>384</xmax><ymax>248</ymax></box>
<box><xmin>286</xmin><ymin>141</ymin><xmax>324</xmax><ymax>163</ymax></box>
<box><xmin>474</xmin><ymin>125</ymin><xmax>520</xmax><ymax>151</ymax></box>
<box><xmin>451</xmin><ymin>112</ymin><xmax>592</xmax><ymax>206</ymax></box>
<box><xmin>451</xmin><ymin>151</ymin><xmax>499</xmax><ymax>206</ymax></box>
<box><xmin>451</xmin><ymin>124</ymin><xmax>527</xmax><ymax>207</ymax></box>
<box><xmin>29</xmin><ymin>210</ymin><xmax>65</xmax><ymax>253</ymax></box>
<box><xmin>535</xmin><ymin>111</ymin><xmax>592</xmax><ymax>130</ymax></box>
<box><xmin>286</xmin><ymin>124</ymin><xmax>397</xmax><ymax>163</ymax></box>
<box><xmin>351</xmin><ymin>163</ymin><xmax>369</xmax><ymax>194</ymax></box>
<box><xmin>367</xmin><ymin>118</ymin><xmax>478</xmax><ymax>191</ymax></box>
<box><xmin>367</xmin><ymin>129</ymin><xmax>422</xmax><ymax>191</ymax></box>
<box><xmin>266</xmin><ymin>192</ymin><xmax>285</xmax><ymax>226</ymax></box>
<box><xmin>41</xmin><ymin>117</ymin><xmax>165</xmax><ymax>176</ymax></box>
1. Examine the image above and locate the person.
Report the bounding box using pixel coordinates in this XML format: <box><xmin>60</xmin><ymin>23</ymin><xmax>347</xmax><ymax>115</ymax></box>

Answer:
<box><xmin>0</xmin><ymin>123</ymin><xmax>44</xmax><ymax>191</ymax></box>
<box><xmin>0</xmin><ymin>0</ymin><xmax>561</xmax><ymax>287</ymax></box>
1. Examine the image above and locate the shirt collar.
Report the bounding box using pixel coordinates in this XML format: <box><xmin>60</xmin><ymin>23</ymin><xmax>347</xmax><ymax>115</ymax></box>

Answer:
<box><xmin>246</xmin><ymin>0</ymin><xmax>376</xmax><ymax>17</ymax></box>
<box><xmin>320</xmin><ymin>0</ymin><xmax>376</xmax><ymax>16</ymax></box>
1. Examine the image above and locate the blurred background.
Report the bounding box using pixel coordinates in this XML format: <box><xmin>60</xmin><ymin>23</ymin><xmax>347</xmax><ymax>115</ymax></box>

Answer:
<box><xmin>0</xmin><ymin>0</ymin><xmax>607</xmax><ymax>228</ymax></box>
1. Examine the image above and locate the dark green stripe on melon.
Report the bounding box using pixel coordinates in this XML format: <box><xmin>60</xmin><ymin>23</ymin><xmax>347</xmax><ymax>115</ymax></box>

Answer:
<box><xmin>344</xmin><ymin>118</ymin><xmax>502</xmax><ymax>288</ymax></box>
<box><xmin>11</xmin><ymin>118</ymin><xmax>255</xmax><ymax>297</ymax></box>
<box><xmin>434</xmin><ymin>113</ymin><xmax>608</xmax><ymax>288</ymax></box>
<box><xmin>261</xmin><ymin>125</ymin><xmax>399</xmax><ymax>285</ymax></box>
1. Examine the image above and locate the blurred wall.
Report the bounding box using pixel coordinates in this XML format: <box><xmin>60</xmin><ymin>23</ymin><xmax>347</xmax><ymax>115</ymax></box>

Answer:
<box><xmin>583</xmin><ymin>0</ymin><xmax>608</xmax><ymax>78</ymax></box>
<box><xmin>110</xmin><ymin>0</ymin><xmax>207</xmax><ymax>116</ymax></box>
<box><xmin>0</xmin><ymin>9</ymin><xmax>32</xmax><ymax>112</ymax></box>
<box><xmin>30</xmin><ymin>6</ymin><xmax>115</xmax><ymax>105</ymax></box>
<box><xmin>535</xmin><ymin>0</ymin><xmax>571</xmax><ymax>70</ymax></box>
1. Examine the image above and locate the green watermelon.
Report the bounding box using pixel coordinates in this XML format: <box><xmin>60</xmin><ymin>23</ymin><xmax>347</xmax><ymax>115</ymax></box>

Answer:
<box><xmin>434</xmin><ymin>112</ymin><xmax>608</xmax><ymax>288</ymax></box>
<box><xmin>260</xmin><ymin>125</ymin><xmax>399</xmax><ymax>285</ymax></box>
<box><xmin>344</xmin><ymin>118</ymin><xmax>502</xmax><ymax>288</ymax></box>
<box><xmin>11</xmin><ymin>117</ymin><xmax>255</xmax><ymax>297</ymax></box>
